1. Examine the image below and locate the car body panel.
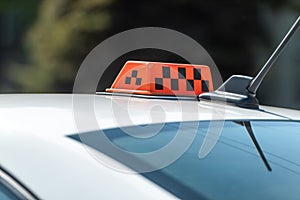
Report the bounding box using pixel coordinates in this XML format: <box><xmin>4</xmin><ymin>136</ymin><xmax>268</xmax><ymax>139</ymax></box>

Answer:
<box><xmin>0</xmin><ymin>127</ymin><xmax>175</xmax><ymax>199</ymax></box>
<box><xmin>0</xmin><ymin>94</ymin><xmax>299</xmax><ymax>133</ymax></box>
<box><xmin>0</xmin><ymin>94</ymin><xmax>299</xmax><ymax>199</ymax></box>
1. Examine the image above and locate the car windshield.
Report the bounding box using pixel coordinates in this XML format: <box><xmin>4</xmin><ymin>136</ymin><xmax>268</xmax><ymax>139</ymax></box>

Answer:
<box><xmin>69</xmin><ymin>120</ymin><xmax>300</xmax><ymax>200</ymax></box>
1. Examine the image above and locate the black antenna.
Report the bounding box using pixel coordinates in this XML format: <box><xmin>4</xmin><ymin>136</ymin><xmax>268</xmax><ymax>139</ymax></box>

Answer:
<box><xmin>199</xmin><ymin>16</ymin><xmax>300</xmax><ymax>109</ymax></box>
<box><xmin>248</xmin><ymin>16</ymin><xmax>300</xmax><ymax>95</ymax></box>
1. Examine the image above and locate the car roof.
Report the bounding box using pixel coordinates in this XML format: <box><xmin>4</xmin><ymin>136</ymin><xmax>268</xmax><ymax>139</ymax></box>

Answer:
<box><xmin>0</xmin><ymin>93</ymin><xmax>300</xmax><ymax>199</ymax></box>
<box><xmin>0</xmin><ymin>94</ymin><xmax>179</xmax><ymax>199</ymax></box>
<box><xmin>0</xmin><ymin>93</ymin><xmax>299</xmax><ymax>134</ymax></box>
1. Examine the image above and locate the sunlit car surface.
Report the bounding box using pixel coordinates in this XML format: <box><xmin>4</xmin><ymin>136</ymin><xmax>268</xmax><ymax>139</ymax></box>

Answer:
<box><xmin>1</xmin><ymin>94</ymin><xmax>300</xmax><ymax>199</ymax></box>
<box><xmin>0</xmin><ymin>15</ymin><xmax>299</xmax><ymax>200</ymax></box>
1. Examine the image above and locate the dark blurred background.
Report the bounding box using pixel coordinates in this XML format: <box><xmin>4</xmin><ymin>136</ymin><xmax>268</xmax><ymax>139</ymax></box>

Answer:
<box><xmin>0</xmin><ymin>0</ymin><xmax>299</xmax><ymax>109</ymax></box>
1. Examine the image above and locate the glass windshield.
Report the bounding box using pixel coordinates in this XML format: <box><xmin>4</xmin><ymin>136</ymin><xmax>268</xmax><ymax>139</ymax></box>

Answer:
<box><xmin>69</xmin><ymin>120</ymin><xmax>300</xmax><ymax>200</ymax></box>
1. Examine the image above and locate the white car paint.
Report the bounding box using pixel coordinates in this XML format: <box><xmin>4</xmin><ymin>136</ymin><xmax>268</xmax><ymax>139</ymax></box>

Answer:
<box><xmin>0</xmin><ymin>94</ymin><xmax>299</xmax><ymax>199</ymax></box>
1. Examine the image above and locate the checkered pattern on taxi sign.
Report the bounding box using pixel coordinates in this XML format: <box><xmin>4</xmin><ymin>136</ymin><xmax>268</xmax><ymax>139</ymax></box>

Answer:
<box><xmin>106</xmin><ymin>61</ymin><xmax>213</xmax><ymax>96</ymax></box>
<box><xmin>154</xmin><ymin>66</ymin><xmax>210</xmax><ymax>93</ymax></box>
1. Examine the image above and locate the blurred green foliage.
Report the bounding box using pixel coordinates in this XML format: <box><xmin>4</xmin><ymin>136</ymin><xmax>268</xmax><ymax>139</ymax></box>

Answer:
<box><xmin>8</xmin><ymin>0</ymin><xmax>113</xmax><ymax>92</ymax></box>
<box><xmin>2</xmin><ymin>0</ymin><xmax>300</xmax><ymax>93</ymax></box>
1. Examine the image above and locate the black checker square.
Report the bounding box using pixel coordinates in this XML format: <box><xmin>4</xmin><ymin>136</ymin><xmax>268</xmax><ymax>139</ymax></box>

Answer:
<box><xmin>186</xmin><ymin>80</ymin><xmax>194</xmax><ymax>91</ymax></box>
<box><xmin>193</xmin><ymin>68</ymin><xmax>201</xmax><ymax>80</ymax></box>
<box><xmin>178</xmin><ymin>67</ymin><xmax>186</xmax><ymax>79</ymax></box>
<box><xmin>155</xmin><ymin>78</ymin><xmax>164</xmax><ymax>90</ymax></box>
<box><xmin>125</xmin><ymin>77</ymin><xmax>131</xmax><ymax>84</ymax></box>
<box><xmin>132</xmin><ymin>70</ymin><xmax>138</xmax><ymax>77</ymax></box>
<box><xmin>171</xmin><ymin>79</ymin><xmax>179</xmax><ymax>90</ymax></box>
<box><xmin>202</xmin><ymin>80</ymin><xmax>209</xmax><ymax>92</ymax></box>
<box><xmin>162</xmin><ymin>66</ymin><xmax>170</xmax><ymax>78</ymax></box>
<box><xmin>136</xmin><ymin>78</ymin><xmax>142</xmax><ymax>85</ymax></box>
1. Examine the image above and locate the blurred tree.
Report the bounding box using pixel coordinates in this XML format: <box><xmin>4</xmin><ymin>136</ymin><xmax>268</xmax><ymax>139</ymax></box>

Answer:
<box><xmin>5</xmin><ymin>0</ymin><xmax>300</xmax><ymax>99</ymax></box>
<box><xmin>9</xmin><ymin>0</ymin><xmax>113</xmax><ymax>92</ymax></box>
<box><xmin>0</xmin><ymin>0</ymin><xmax>39</xmax><ymax>90</ymax></box>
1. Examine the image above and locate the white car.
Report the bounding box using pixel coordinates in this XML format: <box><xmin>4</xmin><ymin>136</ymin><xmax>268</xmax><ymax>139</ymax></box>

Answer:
<box><xmin>1</xmin><ymin>93</ymin><xmax>300</xmax><ymax>200</ymax></box>
<box><xmin>0</xmin><ymin>16</ymin><xmax>299</xmax><ymax>200</ymax></box>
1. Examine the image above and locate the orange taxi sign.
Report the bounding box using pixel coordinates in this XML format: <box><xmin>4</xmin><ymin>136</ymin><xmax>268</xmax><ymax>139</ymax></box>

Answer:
<box><xmin>106</xmin><ymin>61</ymin><xmax>213</xmax><ymax>96</ymax></box>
